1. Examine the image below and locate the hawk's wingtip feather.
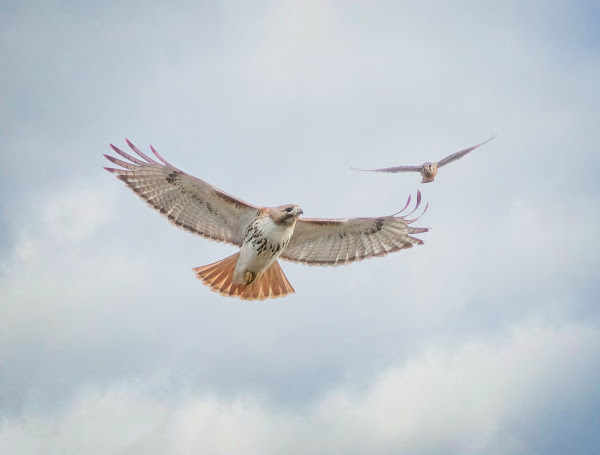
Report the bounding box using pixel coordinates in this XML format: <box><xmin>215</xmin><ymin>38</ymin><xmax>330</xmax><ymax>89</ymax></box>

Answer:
<box><xmin>406</xmin><ymin>202</ymin><xmax>429</xmax><ymax>224</ymax></box>
<box><xmin>125</xmin><ymin>138</ymin><xmax>159</xmax><ymax>164</ymax></box>
<box><xmin>392</xmin><ymin>193</ymin><xmax>411</xmax><ymax>216</ymax></box>
<box><xmin>109</xmin><ymin>143</ymin><xmax>122</xmax><ymax>153</ymax></box>
<box><xmin>149</xmin><ymin>144</ymin><xmax>173</xmax><ymax>166</ymax></box>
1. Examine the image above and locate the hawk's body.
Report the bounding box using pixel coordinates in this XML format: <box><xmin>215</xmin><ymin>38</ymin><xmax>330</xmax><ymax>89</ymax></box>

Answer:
<box><xmin>234</xmin><ymin>206</ymin><xmax>299</xmax><ymax>285</ymax></box>
<box><xmin>353</xmin><ymin>136</ymin><xmax>495</xmax><ymax>183</ymax></box>
<box><xmin>104</xmin><ymin>140</ymin><xmax>429</xmax><ymax>300</ymax></box>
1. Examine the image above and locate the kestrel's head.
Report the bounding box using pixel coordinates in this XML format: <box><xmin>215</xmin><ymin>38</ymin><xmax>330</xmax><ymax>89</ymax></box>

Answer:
<box><xmin>421</xmin><ymin>162</ymin><xmax>438</xmax><ymax>179</ymax></box>
<box><xmin>270</xmin><ymin>204</ymin><xmax>304</xmax><ymax>226</ymax></box>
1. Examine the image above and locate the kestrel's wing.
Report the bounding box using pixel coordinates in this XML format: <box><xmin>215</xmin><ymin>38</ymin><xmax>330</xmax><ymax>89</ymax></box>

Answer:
<box><xmin>104</xmin><ymin>140</ymin><xmax>261</xmax><ymax>246</ymax></box>
<box><xmin>279</xmin><ymin>192</ymin><xmax>428</xmax><ymax>266</ymax></box>
<box><xmin>352</xmin><ymin>164</ymin><xmax>422</xmax><ymax>173</ymax></box>
<box><xmin>436</xmin><ymin>135</ymin><xmax>495</xmax><ymax>168</ymax></box>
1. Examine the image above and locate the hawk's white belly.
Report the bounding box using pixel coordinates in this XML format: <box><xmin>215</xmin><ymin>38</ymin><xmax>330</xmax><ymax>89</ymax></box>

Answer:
<box><xmin>233</xmin><ymin>216</ymin><xmax>295</xmax><ymax>285</ymax></box>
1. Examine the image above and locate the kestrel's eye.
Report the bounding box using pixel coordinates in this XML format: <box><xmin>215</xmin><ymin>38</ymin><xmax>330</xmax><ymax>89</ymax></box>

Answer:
<box><xmin>285</xmin><ymin>207</ymin><xmax>293</xmax><ymax>212</ymax></box>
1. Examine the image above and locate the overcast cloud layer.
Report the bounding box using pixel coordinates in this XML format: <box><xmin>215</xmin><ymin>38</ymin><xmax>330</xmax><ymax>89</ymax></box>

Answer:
<box><xmin>1</xmin><ymin>1</ymin><xmax>599</xmax><ymax>454</ymax></box>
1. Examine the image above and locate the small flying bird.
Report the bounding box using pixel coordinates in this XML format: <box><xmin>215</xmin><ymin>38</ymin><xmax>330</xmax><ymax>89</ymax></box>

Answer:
<box><xmin>353</xmin><ymin>135</ymin><xmax>495</xmax><ymax>183</ymax></box>
<box><xmin>104</xmin><ymin>140</ymin><xmax>429</xmax><ymax>300</ymax></box>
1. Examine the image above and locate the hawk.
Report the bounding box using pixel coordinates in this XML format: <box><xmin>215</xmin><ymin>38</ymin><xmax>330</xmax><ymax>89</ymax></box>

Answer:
<box><xmin>104</xmin><ymin>140</ymin><xmax>429</xmax><ymax>300</ymax></box>
<box><xmin>353</xmin><ymin>135</ymin><xmax>495</xmax><ymax>183</ymax></box>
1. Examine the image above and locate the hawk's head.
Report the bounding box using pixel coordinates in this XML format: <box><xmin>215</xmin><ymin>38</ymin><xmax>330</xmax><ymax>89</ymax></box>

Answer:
<box><xmin>270</xmin><ymin>205</ymin><xmax>303</xmax><ymax>226</ymax></box>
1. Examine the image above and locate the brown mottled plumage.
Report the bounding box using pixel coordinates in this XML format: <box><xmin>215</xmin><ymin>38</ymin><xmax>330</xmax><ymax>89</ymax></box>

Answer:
<box><xmin>104</xmin><ymin>140</ymin><xmax>429</xmax><ymax>300</ymax></box>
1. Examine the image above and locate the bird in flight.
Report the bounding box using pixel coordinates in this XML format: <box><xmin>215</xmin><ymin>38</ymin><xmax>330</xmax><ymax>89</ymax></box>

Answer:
<box><xmin>353</xmin><ymin>135</ymin><xmax>495</xmax><ymax>183</ymax></box>
<box><xmin>104</xmin><ymin>140</ymin><xmax>429</xmax><ymax>300</ymax></box>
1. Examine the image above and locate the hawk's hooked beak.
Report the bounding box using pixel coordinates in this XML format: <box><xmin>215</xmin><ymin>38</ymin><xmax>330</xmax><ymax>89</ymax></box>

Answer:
<box><xmin>297</xmin><ymin>208</ymin><xmax>304</xmax><ymax>216</ymax></box>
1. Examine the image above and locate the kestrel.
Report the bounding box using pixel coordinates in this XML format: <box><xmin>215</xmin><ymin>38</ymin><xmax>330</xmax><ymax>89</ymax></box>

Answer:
<box><xmin>353</xmin><ymin>135</ymin><xmax>495</xmax><ymax>183</ymax></box>
<box><xmin>104</xmin><ymin>140</ymin><xmax>429</xmax><ymax>300</ymax></box>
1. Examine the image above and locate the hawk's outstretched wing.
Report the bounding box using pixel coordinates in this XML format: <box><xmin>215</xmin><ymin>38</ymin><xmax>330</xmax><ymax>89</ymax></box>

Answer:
<box><xmin>436</xmin><ymin>135</ymin><xmax>496</xmax><ymax>168</ymax></box>
<box><xmin>104</xmin><ymin>140</ymin><xmax>260</xmax><ymax>246</ymax></box>
<box><xmin>352</xmin><ymin>164</ymin><xmax>422</xmax><ymax>173</ymax></box>
<box><xmin>279</xmin><ymin>192</ymin><xmax>428</xmax><ymax>266</ymax></box>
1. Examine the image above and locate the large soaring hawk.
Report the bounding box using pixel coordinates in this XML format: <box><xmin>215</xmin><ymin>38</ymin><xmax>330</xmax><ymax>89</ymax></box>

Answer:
<box><xmin>104</xmin><ymin>140</ymin><xmax>429</xmax><ymax>300</ymax></box>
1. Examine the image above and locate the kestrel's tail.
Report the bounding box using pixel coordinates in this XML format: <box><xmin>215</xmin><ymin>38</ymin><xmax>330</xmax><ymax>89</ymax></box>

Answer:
<box><xmin>192</xmin><ymin>253</ymin><xmax>295</xmax><ymax>301</ymax></box>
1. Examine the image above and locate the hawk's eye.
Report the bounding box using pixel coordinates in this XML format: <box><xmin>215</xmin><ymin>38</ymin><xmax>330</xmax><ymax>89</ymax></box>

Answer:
<box><xmin>285</xmin><ymin>207</ymin><xmax>293</xmax><ymax>213</ymax></box>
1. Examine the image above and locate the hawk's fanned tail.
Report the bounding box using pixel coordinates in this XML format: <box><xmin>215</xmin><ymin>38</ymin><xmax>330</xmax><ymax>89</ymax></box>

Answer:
<box><xmin>105</xmin><ymin>140</ymin><xmax>430</xmax><ymax>300</ymax></box>
<box><xmin>192</xmin><ymin>253</ymin><xmax>295</xmax><ymax>301</ymax></box>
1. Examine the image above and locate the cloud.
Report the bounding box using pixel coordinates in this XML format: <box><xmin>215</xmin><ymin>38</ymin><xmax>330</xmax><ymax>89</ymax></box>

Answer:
<box><xmin>1</xmin><ymin>0</ymin><xmax>599</xmax><ymax>453</ymax></box>
<box><xmin>2</xmin><ymin>318</ymin><xmax>598</xmax><ymax>455</ymax></box>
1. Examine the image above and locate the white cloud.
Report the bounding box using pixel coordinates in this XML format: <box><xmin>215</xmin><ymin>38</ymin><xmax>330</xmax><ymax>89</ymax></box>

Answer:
<box><xmin>0</xmin><ymin>182</ymin><xmax>151</xmax><ymax>358</ymax></box>
<box><xmin>1</xmin><ymin>1</ymin><xmax>599</xmax><ymax>453</ymax></box>
<box><xmin>6</xmin><ymin>181</ymin><xmax>115</xmax><ymax>266</ymax></box>
<box><xmin>2</xmin><ymin>319</ymin><xmax>598</xmax><ymax>455</ymax></box>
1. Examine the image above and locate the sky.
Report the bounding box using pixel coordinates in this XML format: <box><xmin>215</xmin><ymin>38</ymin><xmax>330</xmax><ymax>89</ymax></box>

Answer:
<box><xmin>1</xmin><ymin>0</ymin><xmax>599</xmax><ymax>453</ymax></box>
